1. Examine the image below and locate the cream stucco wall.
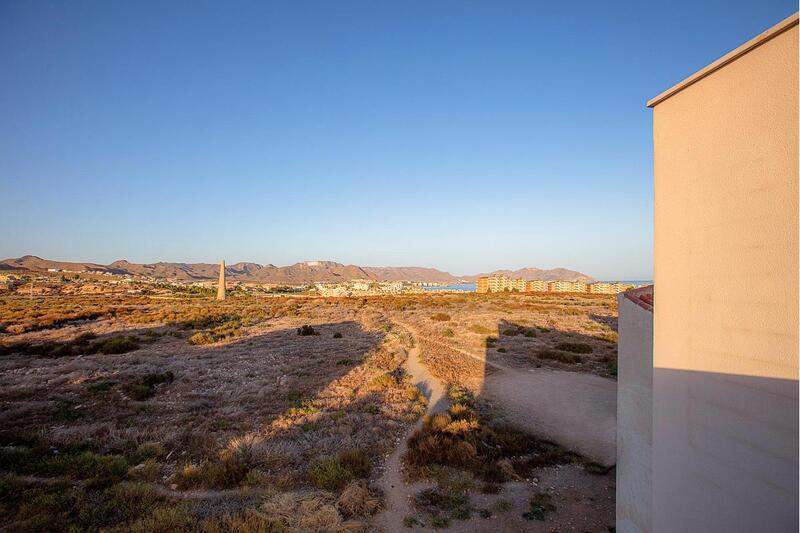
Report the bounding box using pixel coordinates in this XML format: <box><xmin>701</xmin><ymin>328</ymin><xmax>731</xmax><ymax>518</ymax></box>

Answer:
<box><xmin>616</xmin><ymin>295</ymin><xmax>653</xmax><ymax>533</ymax></box>
<box><xmin>651</xmin><ymin>14</ymin><xmax>798</xmax><ymax>532</ymax></box>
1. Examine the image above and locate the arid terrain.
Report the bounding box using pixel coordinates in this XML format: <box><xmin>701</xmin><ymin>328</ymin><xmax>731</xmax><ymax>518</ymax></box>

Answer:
<box><xmin>0</xmin><ymin>281</ymin><xmax>618</xmax><ymax>532</ymax></box>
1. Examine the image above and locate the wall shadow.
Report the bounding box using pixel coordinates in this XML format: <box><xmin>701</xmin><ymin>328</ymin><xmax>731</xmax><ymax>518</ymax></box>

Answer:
<box><xmin>473</xmin><ymin>318</ymin><xmax>618</xmax><ymax>466</ymax></box>
<box><xmin>0</xmin><ymin>318</ymin><xmax>399</xmax><ymax>489</ymax></box>
<box><xmin>651</xmin><ymin>368</ymin><xmax>798</xmax><ymax>532</ymax></box>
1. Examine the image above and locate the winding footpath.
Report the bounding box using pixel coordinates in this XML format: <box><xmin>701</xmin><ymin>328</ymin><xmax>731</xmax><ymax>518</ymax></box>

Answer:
<box><xmin>374</xmin><ymin>332</ymin><xmax>449</xmax><ymax>532</ymax></box>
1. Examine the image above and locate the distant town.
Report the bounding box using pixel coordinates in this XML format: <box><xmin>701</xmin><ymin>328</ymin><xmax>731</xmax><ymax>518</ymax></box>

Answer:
<box><xmin>0</xmin><ymin>266</ymin><xmax>642</xmax><ymax>298</ymax></box>
<box><xmin>476</xmin><ymin>276</ymin><xmax>640</xmax><ymax>294</ymax></box>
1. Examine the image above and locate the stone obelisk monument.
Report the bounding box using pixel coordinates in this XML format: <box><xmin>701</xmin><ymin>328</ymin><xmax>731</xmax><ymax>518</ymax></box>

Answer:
<box><xmin>216</xmin><ymin>259</ymin><xmax>226</xmax><ymax>301</ymax></box>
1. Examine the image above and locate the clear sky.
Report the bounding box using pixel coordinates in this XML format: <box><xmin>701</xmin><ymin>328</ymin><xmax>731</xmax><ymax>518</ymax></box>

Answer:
<box><xmin>1</xmin><ymin>1</ymin><xmax>795</xmax><ymax>279</ymax></box>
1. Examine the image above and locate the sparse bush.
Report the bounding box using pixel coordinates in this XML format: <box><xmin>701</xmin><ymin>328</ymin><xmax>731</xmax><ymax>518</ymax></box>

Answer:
<box><xmin>0</xmin><ymin>334</ymin><xmax>139</xmax><ymax>358</ymax></box>
<box><xmin>495</xmin><ymin>498</ymin><xmax>513</xmax><ymax>512</ymax></box>
<box><xmin>404</xmin><ymin>400</ymin><xmax>580</xmax><ymax>483</ymax></box>
<box><xmin>287</xmin><ymin>398</ymin><xmax>318</xmax><ymax>416</ymax></box>
<box><xmin>522</xmin><ymin>492</ymin><xmax>555</xmax><ymax>521</ymax></box>
<box><xmin>430</xmin><ymin>313</ymin><xmax>451</xmax><ymax>322</ymax></box>
<box><xmin>297</xmin><ymin>325</ymin><xmax>317</xmax><ymax>336</ymax></box>
<box><xmin>131</xmin><ymin>441</ymin><xmax>165</xmax><ymax>463</ymax></box>
<box><xmin>45</xmin><ymin>451</ymin><xmax>128</xmax><ymax>480</ymax></box>
<box><xmin>87</xmin><ymin>380</ymin><xmax>116</xmax><ymax>394</ymax></box>
<box><xmin>95</xmin><ymin>336</ymin><xmax>140</xmax><ymax>354</ymax></box>
<box><xmin>338</xmin><ymin>448</ymin><xmax>371</xmax><ymax>479</ymax></box>
<box><xmin>128</xmin><ymin>458</ymin><xmax>160</xmax><ymax>482</ymax></box>
<box><xmin>243</xmin><ymin>468</ymin><xmax>270</xmax><ymax>487</ymax></box>
<box><xmin>124</xmin><ymin>371</ymin><xmax>174</xmax><ymax>400</ymax></box>
<box><xmin>537</xmin><ymin>349</ymin><xmax>582</xmax><ymax>364</ymax></box>
<box><xmin>484</xmin><ymin>336</ymin><xmax>497</xmax><ymax>348</ymax></box>
<box><xmin>442</xmin><ymin>328</ymin><xmax>454</xmax><ymax>337</ymax></box>
<box><xmin>555</xmin><ymin>342</ymin><xmax>593</xmax><ymax>354</ymax></box>
<box><xmin>188</xmin><ymin>331</ymin><xmax>215</xmax><ymax>345</ymax></box>
<box><xmin>370</xmin><ymin>373</ymin><xmax>396</xmax><ymax>389</ymax></box>
<box><xmin>469</xmin><ymin>324</ymin><xmax>492</xmax><ymax>335</ymax></box>
<box><xmin>336</xmin><ymin>480</ymin><xmax>382</xmax><ymax>517</ymax></box>
<box><xmin>430</xmin><ymin>515</ymin><xmax>450</xmax><ymax>528</ymax></box>
<box><xmin>54</xmin><ymin>399</ymin><xmax>81</xmax><ymax>421</ymax></box>
<box><xmin>173</xmin><ymin>463</ymin><xmax>203</xmax><ymax>489</ymax></box>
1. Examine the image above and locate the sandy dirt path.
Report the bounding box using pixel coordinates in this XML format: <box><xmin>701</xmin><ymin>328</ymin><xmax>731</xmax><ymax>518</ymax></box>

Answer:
<box><xmin>374</xmin><ymin>334</ymin><xmax>449</xmax><ymax>532</ymax></box>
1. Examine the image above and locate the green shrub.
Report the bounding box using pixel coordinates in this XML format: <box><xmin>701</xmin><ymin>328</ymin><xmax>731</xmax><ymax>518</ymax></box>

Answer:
<box><xmin>333</xmin><ymin>332</ymin><xmax>343</xmax><ymax>339</ymax></box>
<box><xmin>308</xmin><ymin>457</ymin><xmax>353</xmax><ymax>490</ymax></box>
<box><xmin>484</xmin><ymin>336</ymin><xmax>497</xmax><ymax>348</ymax></box>
<box><xmin>442</xmin><ymin>328</ymin><xmax>454</xmax><ymax>338</ymax></box>
<box><xmin>45</xmin><ymin>451</ymin><xmax>128</xmax><ymax>480</ymax></box>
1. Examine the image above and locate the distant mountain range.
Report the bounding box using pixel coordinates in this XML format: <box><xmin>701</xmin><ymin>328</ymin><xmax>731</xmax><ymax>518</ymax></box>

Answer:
<box><xmin>0</xmin><ymin>256</ymin><xmax>596</xmax><ymax>284</ymax></box>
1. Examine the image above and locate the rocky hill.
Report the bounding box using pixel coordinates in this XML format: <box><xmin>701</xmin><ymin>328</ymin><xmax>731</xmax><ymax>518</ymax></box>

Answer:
<box><xmin>466</xmin><ymin>267</ymin><xmax>596</xmax><ymax>282</ymax></box>
<box><xmin>0</xmin><ymin>255</ymin><xmax>594</xmax><ymax>284</ymax></box>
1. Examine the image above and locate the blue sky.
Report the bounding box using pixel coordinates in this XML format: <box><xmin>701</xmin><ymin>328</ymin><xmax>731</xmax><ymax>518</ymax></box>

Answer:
<box><xmin>1</xmin><ymin>1</ymin><xmax>795</xmax><ymax>279</ymax></box>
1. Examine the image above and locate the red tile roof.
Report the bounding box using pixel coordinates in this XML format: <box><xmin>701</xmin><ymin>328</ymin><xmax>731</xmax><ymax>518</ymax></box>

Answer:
<box><xmin>623</xmin><ymin>285</ymin><xmax>654</xmax><ymax>312</ymax></box>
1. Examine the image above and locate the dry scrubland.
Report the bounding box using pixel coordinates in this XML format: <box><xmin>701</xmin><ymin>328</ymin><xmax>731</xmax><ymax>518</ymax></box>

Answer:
<box><xmin>0</xmin><ymin>288</ymin><xmax>617</xmax><ymax>531</ymax></box>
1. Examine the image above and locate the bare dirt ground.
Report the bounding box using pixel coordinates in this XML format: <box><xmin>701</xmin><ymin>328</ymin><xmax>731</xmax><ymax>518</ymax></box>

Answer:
<box><xmin>0</xmin><ymin>287</ymin><xmax>617</xmax><ymax>532</ymax></box>
<box><xmin>372</xmin><ymin>311</ymin><xmax>616</xmax><ymax>532</ymax></box>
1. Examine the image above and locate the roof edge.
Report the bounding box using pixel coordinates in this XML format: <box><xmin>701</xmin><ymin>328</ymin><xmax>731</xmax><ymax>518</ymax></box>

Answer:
<box><xmin>623</xmin><ymin>285</ymin><xmax>654</xmax><ymax>313</ymax></box>
<box><xmin>647</xmin><ymin>12</ymin><xmax>799</xmax><ymax>108</ymax></box>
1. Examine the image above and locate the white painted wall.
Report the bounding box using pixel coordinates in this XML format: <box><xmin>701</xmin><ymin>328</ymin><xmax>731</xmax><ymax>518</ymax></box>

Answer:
<box><xmin>616</xmin><ymin>294</ymin><xmax>653</xmax><ymax>533</ymax></box>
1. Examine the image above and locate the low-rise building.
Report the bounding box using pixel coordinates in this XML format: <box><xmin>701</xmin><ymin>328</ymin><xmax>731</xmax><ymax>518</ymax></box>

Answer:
<box><xmin>525</xmin><ymin>280</ymin><xmax>549</xmax><ymax>292</ymax></box>
<box><xmin>548</xmin><ymin>280</ymin><xmax>579</xmax><ymax>292</ymax></box>
<box><xmin>351</xmin><ymin>280</ymin><xmax>371</xmax><ymax>291</ymax></box>
<box><xmin>476</xmin><ymin>277</ymin><xmax>489</xmax><ymax>293</ymax></box>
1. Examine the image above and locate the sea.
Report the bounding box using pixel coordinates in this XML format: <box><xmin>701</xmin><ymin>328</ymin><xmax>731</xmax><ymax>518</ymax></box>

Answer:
<box><xmin>422</xmin><ymin>283</ymin><xmax>476</xmax><ymax>292</ymax></box>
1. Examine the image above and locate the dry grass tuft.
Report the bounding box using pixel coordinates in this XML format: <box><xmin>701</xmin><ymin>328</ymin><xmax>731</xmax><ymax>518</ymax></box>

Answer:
<box><xmin>403</xmin><ymin>389</ymin><xmax>583</xmax><ymax>483</ymax></box>
<box><xmin>336</xmin><ymin>480</ymin><xmax>383</xmax><ymax>517</ymax></box>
